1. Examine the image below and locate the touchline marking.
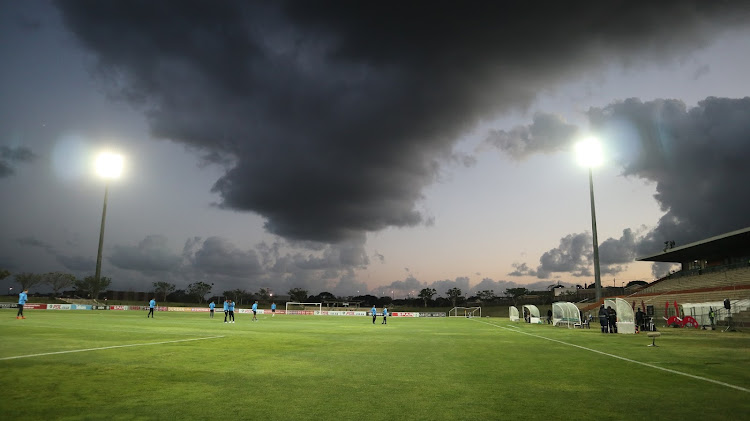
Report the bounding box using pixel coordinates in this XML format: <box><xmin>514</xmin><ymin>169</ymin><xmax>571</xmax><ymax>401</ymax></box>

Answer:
<box><xmin>472</xmin><ymin>319</ymin><xmax>750</xmax><ymax>393</ymax></box>
<box><xmin>0</xmin><ymin>336</ymin><xmax>224</xmax><ymax>361</ymax></box>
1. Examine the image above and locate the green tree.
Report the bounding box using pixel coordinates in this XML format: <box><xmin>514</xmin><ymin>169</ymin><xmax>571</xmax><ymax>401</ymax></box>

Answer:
<box><xmin>446</xmin><ymin>287</ymin><xmax>463</xmax><ymax>308</ymax></box>
<box><xmin>187</xmin><ymin>281</ymin><xmax>212</xmax><ymax>303</ymax></box>
<box><xmin>505</xmin><ymin>287</ymin><xmax>530</xmax><ymax>307</ymax></box>
<box><xmin>0</xmin><ymin>269</ymin><xmax>11</xmax><ymax>281</ymax></box>
<box><xmin>418</xmin><ymin>287</ymin><xmax>436</xmax><ymax>307</ymax></box>
<box><xmin>15</xmin><ymin>272</ymin><xmax>43</xmax><ymax>291</ymax></box>
<box><xmin>288</xmin><ymin>287</ymin><xmax>308</xmax><ymax>302</ymax></box>
<box><xmin>153</xmin><ymin>282</ymin><xmax>176</xmax><ymax>302</ymax></box>
<box><xmin>75</xmin><ymin>276</ymin><xmax>112</xmax><ymax>300</ymax></box>
<box><xmin>257</xmin><ymin>288</ymin><xmax>271</xmax><ymax>300</ymax></box>
<box><xmin>476</xmin><ymin>289</ymin><xmax>496</xmax><ymax>302</ymax></box>
<box><xmin>224</xmin><ymin>289</ymin><xmax>252</xmax><ymax>304</ymax></box>
<box><xmin>43</xmin><ymin>272</ymin><xmax>76</xmax><ymax>296</ymax></box>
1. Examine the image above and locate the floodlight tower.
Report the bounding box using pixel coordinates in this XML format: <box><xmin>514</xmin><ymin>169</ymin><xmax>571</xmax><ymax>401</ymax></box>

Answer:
<box><xmin>575</xmin><ymin>137</ymin><xmax>603</xmax><ymax>303</ymax></box>
<box><xmin>94</xmin><ymin>152</ymin><xmax>123</xmax><ymax>288</ymax></box>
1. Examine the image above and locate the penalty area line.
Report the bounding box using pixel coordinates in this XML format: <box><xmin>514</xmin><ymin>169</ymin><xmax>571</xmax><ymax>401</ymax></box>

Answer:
<box><xmin>0</xmin><ymin>335</ymin><xmax>225</xmax><ymax>361</ymax></box>
<box><xmin>472</xmin><ymin>319</ymin><xmax>750</xmax><ymax>393</ymax></box>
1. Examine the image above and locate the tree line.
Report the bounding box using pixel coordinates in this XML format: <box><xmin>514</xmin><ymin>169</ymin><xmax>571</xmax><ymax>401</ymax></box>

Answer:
<box><xmin>2</xmin><ymin>267</ymin><xmax>588</xmax><ymax>307</ymax></box>
<box><xmin>1</xmin><ymin>270</ymin><xmax>112</xmax><ymax>300</ymax></box>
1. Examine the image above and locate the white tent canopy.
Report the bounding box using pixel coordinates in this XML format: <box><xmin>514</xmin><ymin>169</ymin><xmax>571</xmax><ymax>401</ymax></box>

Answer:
<box><xmin>552</xmin><ymin>302</ymin><xmax>581</xmax><ymax>327</ymax></box>
<box><xmin>604</xmin><ymin>298</ymin><xmax>635</xmax><ymax>334</ymax></box>
<box><xmin>682</xmin><ymin>299</ymin><xmax>750</xmax><ymax>325</ymax></box>
<box><xmin>522</xmin><ymin>304</ymin><xmax>541</xmax><ymax>323</ymax></box>
<box><xmin>509</xmin><ymin>306</ymin><xmax>519</xmax><ymax>322</ymax></box>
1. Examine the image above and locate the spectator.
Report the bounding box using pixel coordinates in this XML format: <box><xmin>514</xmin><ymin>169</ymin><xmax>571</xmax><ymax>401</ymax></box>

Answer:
<box><xmin>635</xmin><ymin>307</ymin><xmax>645</xmax><ymax>332</ymax></box>
<box><xmin>607</xmin><ymin>306</ymin><xmax>617</xmax><ymax>333</ymax></box>
<box><xmin>598</xmin><ymin>305</ymin><xmax>608</xmax><ymax>333</ymax></box>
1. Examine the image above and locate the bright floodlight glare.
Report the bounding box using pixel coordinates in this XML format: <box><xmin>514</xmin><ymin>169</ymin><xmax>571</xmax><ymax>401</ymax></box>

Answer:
<box><xmin>575</xmin><ymin>137</ymin><xmax>603</xmax><ymax>168</ymax></box>
<box><xmin>95</xmin><ymin>153</ymin><xmax>124</xmax><ymax>179</ymax></box>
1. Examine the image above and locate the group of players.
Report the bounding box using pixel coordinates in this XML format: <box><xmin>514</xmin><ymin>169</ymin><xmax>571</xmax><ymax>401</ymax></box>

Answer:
<box><xmin>371</xmin><ymin>305</ymin><xmax>389</xmax><ymax>324</ymax></box>
<box><xmin>14</xmin><ymin>290</ymin><xmax>388</xmax><ymax>325</ymax></box>
<box><xmin>208</xmin><ymin>300</ymin><xmax>277</xmax><ymax>323</ymax></box>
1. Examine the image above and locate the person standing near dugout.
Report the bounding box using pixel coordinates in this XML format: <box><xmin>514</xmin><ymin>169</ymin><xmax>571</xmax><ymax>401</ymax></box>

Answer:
<box><xmin>607</xmin><ymin>306</ymin><xmax>617</xmax><ymax>333</ymax></box>
<box><xmin>598</xmin><ymin>304</ymin><xmax>608</xmax><ymax>333</ymax></box>
<box><xmin>16</xmin><ymin>289</ymin><xmax>28</xmax><ymax>319</ymax></box>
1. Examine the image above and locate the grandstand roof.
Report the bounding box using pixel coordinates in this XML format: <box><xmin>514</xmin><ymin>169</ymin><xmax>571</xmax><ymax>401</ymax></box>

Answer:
<box><xmin>638</xmin><ymin>226</ymin><xmax>750</xmax><ymax>263</ymax></box>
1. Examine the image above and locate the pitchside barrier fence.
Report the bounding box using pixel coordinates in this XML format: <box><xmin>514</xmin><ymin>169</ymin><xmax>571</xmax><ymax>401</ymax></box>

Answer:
<box><xmin>6</xmin><ymin>304</ymin><xmax>446</xmax><ymax>317</ymax></box>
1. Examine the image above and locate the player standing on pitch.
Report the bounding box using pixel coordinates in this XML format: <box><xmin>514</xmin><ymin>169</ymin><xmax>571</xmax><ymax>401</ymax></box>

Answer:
<box><xmin>271</xmin><ymin>302</ymin><xmax>276</xmax><ymax>317</ymax></box>
<box><xmin>209</xmin><ymin>301</ymin><xmax>215</xmax><ymax>318</ymax></box>
<box><xmin>252</xmin><ymin>300</ymin><xmax>258</xmax><ymax>321</ymax></box>
<box><xmin>228</xmin><ymin>300</ymin><xmax>235</xmax><ymax>323</ymax></box>
<box><xmin>382</xmin><ymin>306</ymin><xmax>388</xmax><ymax>325</ymax></box>
<box><xmin>16</xmin><ymin>289</ymin><xmax>28</xmax><ymax>319</ymax></box>
<box><xmin>371</xmin><ymin>305</ymin><xmax>377</xmax><ymax>324</ymax></box>
<box><xmin>223</xmin><ymin>299</ymin><xmax>229</xmax><ymax>323</ymax></box>
<box><xmin>147</xmin><ymin>297</ymin><xmax>156</xmax><ymax>318</ymax></box>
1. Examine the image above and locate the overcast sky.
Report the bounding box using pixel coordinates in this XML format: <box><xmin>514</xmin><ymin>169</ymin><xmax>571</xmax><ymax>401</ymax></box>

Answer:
<box><xmin>2</xmin><ymin>0</ymin><xmax>750</xmax><ymax>298</ymax></box>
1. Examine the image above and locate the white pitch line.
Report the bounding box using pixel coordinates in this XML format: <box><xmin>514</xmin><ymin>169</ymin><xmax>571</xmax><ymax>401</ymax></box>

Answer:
<box><xmin>0</xmin><ymin>335</ymin><xmax>224</xmax><ymax>361</ymax></box>
<box><xmin>472</xmin><ymin>319</ymin><xmax>750</xmax><ymax>393</ymax></box>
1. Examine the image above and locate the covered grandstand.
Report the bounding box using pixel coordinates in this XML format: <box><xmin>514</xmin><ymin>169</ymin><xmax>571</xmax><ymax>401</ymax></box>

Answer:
<box><xmin>634</xmin><ymin>226</ymin><xmax>750</xmax><ymax>328</ymax></box>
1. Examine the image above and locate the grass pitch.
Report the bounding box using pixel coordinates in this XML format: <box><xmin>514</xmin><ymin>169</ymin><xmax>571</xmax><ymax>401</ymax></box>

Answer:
<box><xmin>1</xmin><ymin>310</ymin><xmax>748</xmax><ymax>420</ymax></box>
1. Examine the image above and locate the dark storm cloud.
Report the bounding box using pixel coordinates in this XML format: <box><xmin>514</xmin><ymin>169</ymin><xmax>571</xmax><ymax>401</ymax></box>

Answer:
<box><xmin>510</xmin><ymin>230</ymin><xmax>633</xmax><ymax>280</ymax></box>
<box><xmin>189</xmin><ymin>237</ymin><xmax>264</xmax><ymax>278</ymax></box>
<box><xmin>0</xmin><ymin>146</ymin><xmax>35</xmax><ymax>178</ymax></box>
<box><xmin>488</xmin><ymin>96</ymin><xmax>750</xmax><ymax>278</ymax></box>
<box><xmin>508</xmin><ymin>262</ymin><xmax>537</xmax><ymax>277</ymax></box>
<box><xmin>56</xmin><ymin>254</ymin><xmax>94</xmax><ymax>272</ymax></box>
<box><xmin>589</xmin><ymin>97</ymin><xmax>750</xmax><ymax>254</ymax></box>
<box><xmin>109</xmin><ymin>235</ymin><xmax>182</xmax><ymax>272</ymax></box>
<box><xmin>485</xmin><ymin>113</ymin><xmax>578</xmax><ymax>160</ymax></box>
<box><xmin>55</xmin><ymin>0</ymin><xmax>750</xmax><ymax>244</ymax></box>
<box><xmin>17</xmin><ymin>236</ymin><xmax>55</xmax><ymax>254</ymax></box>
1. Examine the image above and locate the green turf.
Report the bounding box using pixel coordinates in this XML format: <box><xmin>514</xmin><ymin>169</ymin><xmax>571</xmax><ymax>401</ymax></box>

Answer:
<box><xmin>1</xmin><ymin>310</ymin><xmax>748</xmax><ymax>420</ymax></box>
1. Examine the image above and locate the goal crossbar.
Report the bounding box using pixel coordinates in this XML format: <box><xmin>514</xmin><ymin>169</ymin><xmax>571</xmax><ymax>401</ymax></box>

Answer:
<box><xmin>285</xmin><ymin>302</ymin><xmax>322</xmax><ymax>314</ymax></box>
<box><xmin>449</xmin><ymin>306</ymin><xmax>481</xmax><ymax>318</ymax></box>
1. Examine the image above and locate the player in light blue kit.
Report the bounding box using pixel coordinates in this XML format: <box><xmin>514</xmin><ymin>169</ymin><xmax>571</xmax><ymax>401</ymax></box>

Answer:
<box><xmin>227</xmin><ymin>300</ymin><xmax>235</xmax><ymax>323</ymax></box>
<box><xmin>147</xmin><ymin>298</ymin><xmax>156</xmax><ymax>318</ymax></box>
<box><xmin>371</xmin><ymin>305</ymin><xmax>377</xmax><ymax>324</ymax></box>
<box><xmin>223</xmin><ymin>300</ymin><xmax>229</xmax><ymax>323</ymax></box>
<box><xmin>16</xmin><ymin>289</ymin><xmax>28</xmax><ymax>319</ymax></box>
<box><xmin>382</xmin><ymin>306</ymin><xmax>388</xmax><ymax>325</ymax></box>
<box><xmin>252</xmin><ymin>301</ymin><xmax>258</xmax><ymax>321</ymax></box>
<box><xmin>271</xmin><ymin>302</ymin><xmax>276</xmax><ymax>317</ymax></box>
<box><xmin>209</xmin><ymin>301</ymin><xmax>215</xmax><ymax>318</ymax></box>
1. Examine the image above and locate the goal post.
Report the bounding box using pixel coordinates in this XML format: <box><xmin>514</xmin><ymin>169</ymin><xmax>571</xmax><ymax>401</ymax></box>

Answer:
<box><xmin>449</xmin><ymin>306</ymin><xmax>481</xmax><ymax>318</ymax></box>
<box><xmin>285</xmin><ymin>302</ymin><xmax>322</xmax><ymax>314</ymax></box>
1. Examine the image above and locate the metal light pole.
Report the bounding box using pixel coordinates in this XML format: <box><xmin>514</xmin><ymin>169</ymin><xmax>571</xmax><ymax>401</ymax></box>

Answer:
<box><xmin>587</xmin><ymin>167</ymin><xmax>602</xmax><ymax>302</ymax></box>
<box><xmin>576</xmin><ymin>138</ymin><xmax>603</xmax><ymax>303</ymax></box>
<box><xmin>94</xmin><ymin>182</ymin><xmax>110</xmax><ymax>285</ymax></box>
<box><xmin>93</xmin><ymin>153</ymin><xmax>123</xmax><ymax>288</ymax></box>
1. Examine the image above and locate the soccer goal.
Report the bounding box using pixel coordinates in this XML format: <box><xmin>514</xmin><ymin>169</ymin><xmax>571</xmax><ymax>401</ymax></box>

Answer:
<box><xmin>449</xmin><ymin>306</ymin><xmax>481</xmax><ymax>318</ymax></box>
<box><xmin>285</xmin><ymin>302</ymin><xmax>322</xmax><ymax>315</ymax></box>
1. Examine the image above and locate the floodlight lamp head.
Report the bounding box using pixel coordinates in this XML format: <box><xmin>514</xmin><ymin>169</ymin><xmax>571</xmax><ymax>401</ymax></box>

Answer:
<box><xmin>95</xmin><ymin>152</ymin><xmax>124</xmax><ymax>179</ymax></box>
<box><xmin>575</xmin><ymin>137</ymin><xmax>603</xmax><ymax>168</ymax></box>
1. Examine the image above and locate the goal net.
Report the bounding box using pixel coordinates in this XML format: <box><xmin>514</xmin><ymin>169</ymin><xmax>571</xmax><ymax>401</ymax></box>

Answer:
<box><xmin>285</xmin><ymin>302</ymin><xmax>322</xmax><ymax>315</ymax></box>
<box><xmin>449</xmin><ymin>306</ymin><xmax>481</xmax><ymax>318</ymax></box>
